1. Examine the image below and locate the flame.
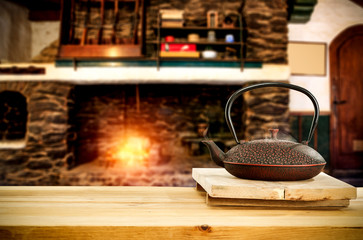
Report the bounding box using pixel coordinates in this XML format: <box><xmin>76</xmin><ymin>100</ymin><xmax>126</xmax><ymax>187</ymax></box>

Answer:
<box><xmin>111</xmin><ymin>135</ymin><xmax>150</xmax><ymax>166</ymax></box>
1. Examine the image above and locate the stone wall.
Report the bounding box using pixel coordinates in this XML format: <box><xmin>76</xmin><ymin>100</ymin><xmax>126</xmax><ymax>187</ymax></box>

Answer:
<box><xmin>146</xmin><ymin>0</ymin><xmax>242</xmax><ymax>35</ymax></box>
<box><xmin>243</xmin><ymin>0</ymin><xmax>288</xmax><ymax>63</ymax></box>
<box><xmin>0</xmin><ymin>82</ymin><xmax>72</xmax><ymax>185</ymax></box>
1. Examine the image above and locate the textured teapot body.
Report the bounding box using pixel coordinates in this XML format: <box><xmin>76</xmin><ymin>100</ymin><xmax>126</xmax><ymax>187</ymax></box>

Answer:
<box><xmin>224</xmin><ymin>139</ymin><xmax>325</xmax><ymax>166</ymax></box>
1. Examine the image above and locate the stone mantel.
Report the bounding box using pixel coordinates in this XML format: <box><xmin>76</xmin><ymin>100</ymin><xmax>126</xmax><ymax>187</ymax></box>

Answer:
<box><xmin>0</xmin><ymin>63</ymin><xmax>290</xmax><ymax>85</ymax></box>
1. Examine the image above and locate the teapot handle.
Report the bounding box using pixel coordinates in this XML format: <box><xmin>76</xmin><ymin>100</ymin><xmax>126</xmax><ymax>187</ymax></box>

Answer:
<box><xmin>225</xmin><ymin>82</ymin><xmax>320</xmax><ymax>144</ymax></box>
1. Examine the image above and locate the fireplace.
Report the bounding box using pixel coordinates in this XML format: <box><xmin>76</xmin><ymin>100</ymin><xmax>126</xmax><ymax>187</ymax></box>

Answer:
<box><xmin>0</xmin><ymin>80</ymin><xmax>289</xmax><ymax>186</ymax></box>
<box><xmin>64</xmin><ymin>84</ymin><xmax>245</xmax><ymax>186</ymax></box>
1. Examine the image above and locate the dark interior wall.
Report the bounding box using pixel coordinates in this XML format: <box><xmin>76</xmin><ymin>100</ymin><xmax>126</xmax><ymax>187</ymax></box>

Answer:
<box><xmin>0</xmin><ymin>1</ymin><xmax>32</xmax><ymax>62</ymax></box>
<box><xmin>290</xmin><ymin>115</ymin><xmax>330</xmax><ymax>167</ymax></box>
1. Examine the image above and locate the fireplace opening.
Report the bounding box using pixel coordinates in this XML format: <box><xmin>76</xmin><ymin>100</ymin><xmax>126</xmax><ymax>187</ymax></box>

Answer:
<box><xmin>63</xmin><ymin>84</ymin><xmax>244</xmax><ymax>186</ymax></box>
<box><xmin>71</xmin><ymin>84</ymin><xmax>244</xmax><ymax>165</ymax></box>
<box><xmin>0</xmin><ymin>91</ymin><xmax>27</xmax><ymax>143</ymax></box>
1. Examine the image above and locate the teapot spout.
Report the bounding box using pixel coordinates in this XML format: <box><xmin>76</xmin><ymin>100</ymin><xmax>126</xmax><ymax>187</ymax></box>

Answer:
<box><xmin>202</xmin><ymin>139</ymin><xmax>226</xmax><ymax>167</ymax></box>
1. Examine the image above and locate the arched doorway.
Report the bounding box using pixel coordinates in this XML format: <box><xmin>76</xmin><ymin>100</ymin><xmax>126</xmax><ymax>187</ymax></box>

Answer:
<box><xmin>330</xmin><ymin>24</ymin><xmax>363</xmax><ymax>180</ymax></box>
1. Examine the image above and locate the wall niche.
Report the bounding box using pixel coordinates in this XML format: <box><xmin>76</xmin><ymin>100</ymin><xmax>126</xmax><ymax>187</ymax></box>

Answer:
<box><xmin>0</xmin><ymin>91</ymin><xmax>27</xmax><ymax>142</ymax></box>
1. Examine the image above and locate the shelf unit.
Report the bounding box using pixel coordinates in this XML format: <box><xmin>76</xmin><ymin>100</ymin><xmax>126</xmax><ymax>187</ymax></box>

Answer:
<box><xmin>58</xmin><ymin>0</ymin><xmax>146</xmax><ymax>59</ymax></box>
<box><xmin>151</xmin><ymin>14</ymin><xmax>244</xmax><ymax>71</ymax></box>
<box><xmin>56</xmin><ymin>5</ymin><xmax>257</xmax><ymax>70</ymax></box>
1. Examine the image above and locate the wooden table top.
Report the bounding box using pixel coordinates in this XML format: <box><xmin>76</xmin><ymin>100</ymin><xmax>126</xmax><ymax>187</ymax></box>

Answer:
<box><xmin>0</xmin><ymin>186</ymin><xmax>362</xmax><ymax>239</ymax></box>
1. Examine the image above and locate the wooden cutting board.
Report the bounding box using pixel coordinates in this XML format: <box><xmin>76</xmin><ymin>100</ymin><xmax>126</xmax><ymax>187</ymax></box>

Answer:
<box><xmin>192</xmin><ymin>168</ymin><xmax>357</xmax><ymax>208</ymax></box>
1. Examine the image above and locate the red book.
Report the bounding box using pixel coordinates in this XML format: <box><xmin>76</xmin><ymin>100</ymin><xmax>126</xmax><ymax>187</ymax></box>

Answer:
<box><xmin>161</xmin><ymin>43</ymin><xmax>196</xmax><ymax>52</ymax></box>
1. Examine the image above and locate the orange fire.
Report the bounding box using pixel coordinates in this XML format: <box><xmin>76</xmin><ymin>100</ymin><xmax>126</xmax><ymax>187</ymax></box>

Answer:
<box><xmin>111</xmin><ymin>135</ymin><xmax>150</xmax><ymax>166</ymax></box>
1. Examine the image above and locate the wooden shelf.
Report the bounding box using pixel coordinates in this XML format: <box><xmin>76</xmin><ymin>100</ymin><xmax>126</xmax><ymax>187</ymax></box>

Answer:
<box><xmin>159</xmin><ymin>57</ymin><xmax>240</xmax><ymax>62</ymax></box>
<box><xmin>147</xmin><ymin>40</ymin><xmax>243</xmax><ymax>46</ymax></box>
<box><xmin>154</xmin><ymin>14</ymin><xmax>245</xmax><ymax>71</ymax></box>
<box><xmin>58</xmin><ymin>45</ymin><xmax>142</xmax><ymax>58</ymax></box>
<box><xmin>54</xmin><ymin>57</ymin><xmax>262</xmax><ymax>69</ymax></box>
<box><xmin>158</xmin><ymin>26</ymin><xmax>241</xmax><ymax>31</ymax></box>
<box><xmin>77</xmin><ymin>0</ymin><xmax>137</xmax><ymax>2</ymax></box>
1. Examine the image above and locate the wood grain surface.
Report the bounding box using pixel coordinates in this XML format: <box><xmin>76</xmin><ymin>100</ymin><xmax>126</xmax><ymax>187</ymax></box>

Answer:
<box><xmin>0</xmin><ymin>186</ymin><xmax>362</xmax><ymax>239</ymax></box>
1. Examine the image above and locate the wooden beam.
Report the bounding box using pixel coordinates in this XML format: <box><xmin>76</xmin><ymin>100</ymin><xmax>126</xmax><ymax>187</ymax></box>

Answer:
<box><xmin>351</xmin><ymin>0</ymin><xmax>363</xmax><ymax>8</ymax></box>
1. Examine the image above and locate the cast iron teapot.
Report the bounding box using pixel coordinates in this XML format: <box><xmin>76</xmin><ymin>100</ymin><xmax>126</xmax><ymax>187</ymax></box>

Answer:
<box><xmin>202</xmin><ymin>82</ymin><xmax>326</xmax><ymax>181</ymax></box>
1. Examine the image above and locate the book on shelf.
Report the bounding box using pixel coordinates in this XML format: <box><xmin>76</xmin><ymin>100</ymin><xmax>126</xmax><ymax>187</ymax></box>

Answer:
<box><xmin>161</xmin><ymin>20</ymin><xmax>184</xmax><ymax>27</ymax></box>
<box><xmin>159</xmin><ymin>51</ymin><xmax>200</xmax><ymax>58</ymax></box>
<box><xmin>160</xmin><ymin>9</ymin><xmax>184</xmax><ymax>20</ymax></box>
